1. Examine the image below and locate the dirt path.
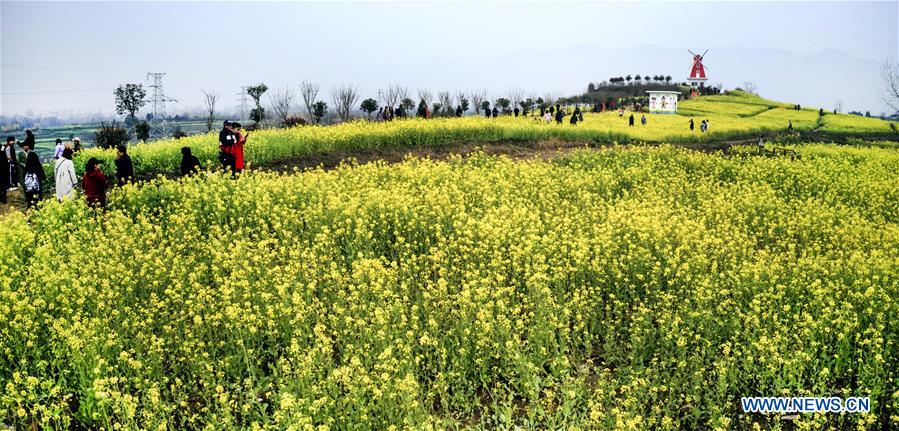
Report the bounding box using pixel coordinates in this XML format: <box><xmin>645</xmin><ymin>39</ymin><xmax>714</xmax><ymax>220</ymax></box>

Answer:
<box><xmin>256</xmin><ymin>139</ymin><xmax>601</xmax><ymax>173</ymax></box>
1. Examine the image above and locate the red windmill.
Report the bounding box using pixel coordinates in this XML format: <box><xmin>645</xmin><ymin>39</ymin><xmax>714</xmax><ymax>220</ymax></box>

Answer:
<box><xmin>687</xmin><ymin>49</ymin><xmax>709</xmax><ymax>87</ymax></box>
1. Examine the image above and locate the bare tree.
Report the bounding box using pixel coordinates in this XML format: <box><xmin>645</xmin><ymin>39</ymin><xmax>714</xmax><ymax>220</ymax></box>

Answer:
<box><xmin>470</xmin><ymin>89</ymin><xmax>487</xmax><ymax>115</ymax></box>
<box><xmin>201</xmin><ymin>89</ymin><xmax>218</xmax><ymax>132</ymax></box>
<box><xmin>268</xmin><ymin>87</ymin><xmax>296</xmax><ymax>126</ymax></box>
<box><xmin>381</xmin><ymin>83</ymin><xmax>399</xmax><ymax>108</ymax></box>
<box><xmin>543</xmin><ymin>92</ymin><xmax>557</xmax><ymax>107</ymax></box>
<box><xmin>438</xmin><ymin>90</ymin><xmax>454</xmax><ymax>114</ymax></box>
<box><xmin>834</xmin><ymin>100</ymin><xmax>843</xmax><ymax>114</ymax></box>
<box><xmin>300</xmin><ymin>80</ymin><xmax>320</xmax><ymax>123</ymax></box>
<box><xmin>742</xmin><ymin>81</ymin><xmax>758</xmax><ymax>95</ymax></box>
<box><xmin>882</xmin><ymin>60</ymin><xmax>899</xmax><ymax>114</ymax></box>
<box><xmin>417</xmin><ymin>88</ymin><xmax>433</xmax><ymax>106</ymax></box>
<box><xmin>396</xmin><ymin>85</ymin><xmax>410</xmax><ymax>104</ymax></box>
<box><xmin>331</xmin><ymin>83</ymin><xmax>359</xmax><ymax>122</ymax></box>
<box><xmin>453</xmin><ymin>90</ymin><xmax>470</xmax><ymax>114</ymax></box>
<box><xmin>508</xmin><ymin>87</ymin><xmax>525</xmax><ymax>107</ymax></box>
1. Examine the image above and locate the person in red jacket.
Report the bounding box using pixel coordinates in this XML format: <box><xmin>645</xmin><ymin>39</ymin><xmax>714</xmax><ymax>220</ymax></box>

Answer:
<box><xmin>83</xmin><ymin>157</ymin><xmax>108</xmax><ymax>209</ymax></box>
<box><xmin>231</xmin><ymin>122</ymin><xmax>248</xmax><ymax>176</ymax></box>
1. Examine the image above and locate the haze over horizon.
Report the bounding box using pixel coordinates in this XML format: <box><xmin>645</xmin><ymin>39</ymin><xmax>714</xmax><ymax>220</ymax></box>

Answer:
<box><xmin>2</xmin><ymin>1</ymin><xmax>897</xmax><ymax>118</ymax></box>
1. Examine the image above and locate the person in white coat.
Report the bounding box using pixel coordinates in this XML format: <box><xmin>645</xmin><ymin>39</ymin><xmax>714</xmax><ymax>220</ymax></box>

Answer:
<box><xmin>55</xmin><ymin>148</ymin><xmax>77</xmax><ymax>201</ymax></box>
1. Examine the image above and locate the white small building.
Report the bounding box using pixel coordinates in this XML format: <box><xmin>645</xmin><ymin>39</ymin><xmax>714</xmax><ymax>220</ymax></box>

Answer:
<box><xmin>647</xmin><ymin>91</ymin><xmax>679</xmax><ymax>114</ymax></box>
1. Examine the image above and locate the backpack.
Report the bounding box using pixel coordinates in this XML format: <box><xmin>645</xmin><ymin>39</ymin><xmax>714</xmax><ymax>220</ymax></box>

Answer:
<box><xmin>24</xmin><ymin>172</ymin><xmax>40</xmax><ymax>193</ymax></box>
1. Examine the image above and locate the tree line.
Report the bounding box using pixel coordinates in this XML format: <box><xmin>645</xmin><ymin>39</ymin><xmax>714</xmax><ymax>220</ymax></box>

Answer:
<box><xmin>589</xmin><ymin>75</ymin><xmax>674</xmax><ymax>91</ymax></box>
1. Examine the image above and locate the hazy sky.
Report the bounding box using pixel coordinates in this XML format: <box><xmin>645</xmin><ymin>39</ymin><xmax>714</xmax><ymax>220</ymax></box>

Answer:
<box><xmin>1</xmin><ymin>1</ymin><xmax>897</xmax><ymax>117</ymax></box>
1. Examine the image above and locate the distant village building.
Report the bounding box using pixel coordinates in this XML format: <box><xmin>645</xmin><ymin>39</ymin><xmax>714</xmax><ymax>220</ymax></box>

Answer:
<box><xmin>687</xmin><ymin>49</ymin><xmax>709</xmax><ymax>87</ymax></box>
<box><xmin>647</xmin><ymin>91</ymin><xmax>679</xmax><ymax>114</ymax></box>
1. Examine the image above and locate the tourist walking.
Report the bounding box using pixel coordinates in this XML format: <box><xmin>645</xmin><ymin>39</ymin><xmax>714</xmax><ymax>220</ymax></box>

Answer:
<box><xmin>232</xmin><ymin>122</ymin><xmax>248</xmax><ymax>176</ymax></box>
<box><xmin>569</xmin><ymin>112</ymin><xmax>578</xmax><ymax>125</ymax></box>
<box><xmin>492</xmin><ymin>107</ymin><xmax>498</xmax><ymax>118</ymax></box>
<box><xmin>788</xmin><ymin>120</ymin><xmax>793</xmax><ymax>131</ymax></box>
<box><xmin>4</xmin><ymin>137</ymin><xmax>17</xmax><ymax>191</ymax></box>
<box><xmin>641</xmin><ymin>114</ymin><xmax>647</xmax><ymax>126</ymax></box>
<box><xmin>0</xmin><ymin>162</ymin><xmax>6</xmax><ymax>204</ymax></box>
<box><xmin>555</xmin><ymin>109</ymin><xmax>564</xmax><ymax>124</ymax></box>
<box><xmin>115</xmin><ymin>145</ymin><xmax>134</xmax><ymax>187</ymax></box>
<box><xmin>180</xmin><ymin>147</ymin><xmax>203</xmax><ymax>176</ymax></box>
<box><xmin>83</xmin><ymin>158</ymin><xmax>108</xmax><ymax>209</ymax></box>
<box><xmin>22</xmin><ymin>140</ymin><xmax>44</xmax><ymax>210</ymax></box>
<box><xmin>54</xmin><ymin>148</ymin><xmax>77</xmax><ymax>201</ymax></box>
<box><xmin>22</xmin><ymin>130</ymin><xmax>36</xmax><ymax>152</ymax></box>
<box><xmin>628</xmin><ymin>113</ymin><xmax>634</xmax><ymax>127</ymax></box>
<box><xmin>218</xmin><ymin>120</ymin><xmax>237</xmax><ymax>174</ymax></box>
<box><xmin>689</xmin><ymin>118</ymin><xmax>694</xmax><ymax>130</ymax></box>
<box><xmin>53</xmin><ymin>139</ymin><xmax>65</xmax><ymax>159</ymax></box>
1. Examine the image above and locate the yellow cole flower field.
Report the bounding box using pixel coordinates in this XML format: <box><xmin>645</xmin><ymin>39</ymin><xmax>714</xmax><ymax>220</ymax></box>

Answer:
<box><xmin>2</xmin><ymin>144</ymin><xmax>898</xmax><ymax>429</ymax></box>
<box><xmin>65</xmin><ymin>91</ymin><xmax>897</xmax><ymax>180</ymax></box>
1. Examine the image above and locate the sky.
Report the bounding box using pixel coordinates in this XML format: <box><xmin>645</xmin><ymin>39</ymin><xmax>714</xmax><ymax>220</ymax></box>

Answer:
<box><xmin>1</xmin><ymin>1</ymin><xmax>898</xmax><ymax>118</ymax></box>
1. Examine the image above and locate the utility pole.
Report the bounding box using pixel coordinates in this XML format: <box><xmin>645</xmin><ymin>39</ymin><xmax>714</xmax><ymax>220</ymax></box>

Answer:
<box><xmin>146</xmin><ymin>72</ymin><xmax>177</xmax><ymax>138</ymax></box>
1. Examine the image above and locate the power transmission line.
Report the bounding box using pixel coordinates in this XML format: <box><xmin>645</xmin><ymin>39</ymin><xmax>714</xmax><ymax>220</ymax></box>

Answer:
<box><xmin>236</xmin><ymin>86</ymin><xmax>248</xmax><ymax>121</ymax></box>
<box><xmin>146</xmin><ymin>72</ymin><xmax>177</xmax><ymax>138</ymax></box>
<box><xmin>1</xmin><ymin>64</ymin><xmax>143</xmax><ymax>74</ymax></box>
<box><xmin>1</xmin><ymin>88</ymin><xmax>114</xmax><ymax>96</ymax></box>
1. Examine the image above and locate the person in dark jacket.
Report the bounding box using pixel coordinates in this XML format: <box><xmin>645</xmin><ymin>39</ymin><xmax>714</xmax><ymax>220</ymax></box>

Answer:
<box><xmin>0</xmin><ymin>137</ymin><xmax>10</xmax><ymax>204</ymax></box>
<box><xmin>4</xmin><ymin>137</ymin><xmax>18</xmax><ymax>192</ymax></box>
<box><xmin>218</xmin><ymin>120</ymin><xmax>236</xmax><ymax>173</ymax></box>
<box><xmin>492</xmin><ymin>107</ymin><xmax>498</xmax><ymax>118</ymax></box>
<box><xmin>456</xmin><ymin>105</ymin><xmax>463</xmax><ymax>117</ymax></box>
<box><xmin>21</xmin><ymin>140</ymin><xmax>45</xmax><ymax>210</ymax></box>
<box><xmin>628</xmin><ymin>113</ymin><xmax>635</xmax><ymax>127</ymax></box>
<box><xmin>689</xmin><ymin>118</ymin><xmax>695</xmax><ymax>130</ymax></box>
<box><xmin>555</xmin><ymin>109</ymin><xmax>564</xmax><ymax>124</ymax></box>
<box><xmin>83</xmin><ymin>158</ymin><xmax>108</xmax><ymax>209</ymax></box>
<box><xmin>513</xmin><ymin>107</ymin><xmax>519</xmax><ymax>117</ymax></box>
<box><xmin>180</xmin><ymin>147</ymin><xmax>203</xmax><ymax>176</ymax></box>
<box><xmin>22</xmin><ymin>130</ymin><xmax>36</xmax><ymax>151</ymax></box>
<box><xmin>569</xmin><ymin>112</ymin><xmax>578</xmax><ymax>125</ymax></box>
<box><xmin>115</xmin><ymin>145</ymin><xmax>134</xmax><ymax>186</ymax></box>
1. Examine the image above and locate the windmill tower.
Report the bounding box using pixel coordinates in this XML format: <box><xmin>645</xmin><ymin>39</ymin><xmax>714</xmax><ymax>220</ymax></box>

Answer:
<box><xmin>687</xmin><ymin>49</ymin><xmax>709</xmax><ymax>87</ymax></box>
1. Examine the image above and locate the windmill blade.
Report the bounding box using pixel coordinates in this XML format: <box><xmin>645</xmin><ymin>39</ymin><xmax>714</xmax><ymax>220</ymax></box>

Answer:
<box><xmin>701</xmin><ymin>49</ymin><xmax>709</xmax><ymax>58</ymax></box>
<box><xmin>688</xmin><ymin>49</ymin><xmax>697</xmax><ymax>56</ymax></box>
